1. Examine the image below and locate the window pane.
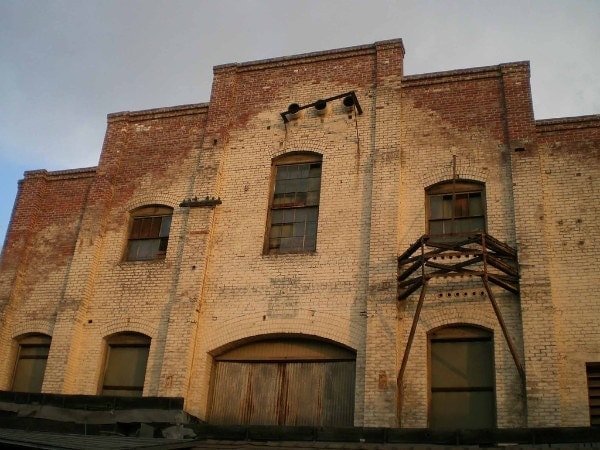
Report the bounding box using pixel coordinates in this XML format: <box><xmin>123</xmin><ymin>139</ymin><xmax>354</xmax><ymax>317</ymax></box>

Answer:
<box><xmin>149</xmin><ymin>217</ymin><xmax>162</xmax><ymax>237</ymax></box>
<box><xmin>294</xmin><ymin>209</ymin><xmax>307</xmax><ymax>221</ymax></box>
<box><xmin>469</xmin><ymin>193</ymin><xmax>483</xmax><ymax>216</ymax></box>
<box><xmin>307</xmin><ymin>178</ymin><xmax>320</xmax><ymax>192</ymax></box>
<box><xmin>306</xmin><ymin>221</ymin><xmax>317</xmax><ymax>238</ymax></box>
<box><xmin>442</xmin><ymin>195</ymin><xmax>453</xmax><ymax>218</ymax></box>
<box><xmin>304</xmin><ymin>237</ymin><xmax>316</xmax><ymax>251</ymax></box>
<box><xmin>293</xmin><ymin>222</ymin><xmax>305</xmax><ymax>237</ymax></box>
<box><xmin>128</xmin><ymin>239</ymin><xmax>161</xmax><ymax>260</ymax></box>
<box><xmin>158</xmin><ymin>237</ymin><xmax>169</xmax><ymax>252</ymax></box>
<box><xmin>455</xmin><ymin>194</ymin><xmax>469</xmax><ymax>217</ymax></box>
<box><xmin>277</xmin><ymin>179</ymin><xmax>293</xmax><ymax>194</ymax></box>
<box><xmin>139</xmin><ymin>218</ymin><xmax>153</xmax><ymax>238</ymax></box>
<box><xmin>130</xmin><ymin>219</ymin><xmax>143</xmax><ymax>239</ymax></box>
<box><xmin>159</xmin><ymin>216</ymin><xmax>172</xmax><ymax>237</ymax></box>
<box><xmin>269</xmin><ymin>226</ymin><xmax>280</xmax><ymax>239</ymax></box>
<box><xmin>295</xmin><ymin>191</ymin><xmax>308</xmax><ymax>205</ymax></box>
<box><xmin>276</xmin><ymin>165</ymin><xmax>290</xmax><ymax>180</ymax></box>
<box><xmin>298</xmin><ymin>165</ymin><xmax>310</xmax><ymax>178</ymax></box>
<box><xmin>271</xmin><ymin>210</ymin><xmax>284</xmax><ymax>223</ymax></box>
<box><xmin>430</xmin><ymin>196</ymin><xmax>443</xmax><ymax>219</ymax></box>
<box><xmin>309</xmin><ymin>164</ymin><xmax>321</xmax><ymax>177</ymax></box>
<box><xmin>295</xmin><ymin>178</ymin><xmax>308</xmax><ymax>193</ymax></box>
<box><xmin>429</xmin><ymin>221</ymin><xmax>444</xmax><ymax>235</ymax></box>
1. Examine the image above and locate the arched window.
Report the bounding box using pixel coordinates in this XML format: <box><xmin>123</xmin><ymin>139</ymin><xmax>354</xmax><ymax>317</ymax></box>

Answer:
<box><xmin>12</xmin><ymin>334</ymin><xmax>51</xmax><ymax>393</ymax></box>
<box><xmin>429</xmin><ymin>326</ymin><xmax>495</xmax><ymax>428</ymax></box>
<box><xmin>126</xmin><ymin>205</ymin><xmax>173</xmax><ymax>261</ymax></box>
<box><xmin>426</xmin><ymin>180</ymin><xmax>485</xmax><ymax>236</ymax></box>
<box><xmin>101</xmin><ymin>332</ymin><xmax>150</xmax><ymax>397</ymax></box>
<box><xmin>265</xmin><ymin>152</ymin><xmax>322</xmax><ymax>254</ymax></box>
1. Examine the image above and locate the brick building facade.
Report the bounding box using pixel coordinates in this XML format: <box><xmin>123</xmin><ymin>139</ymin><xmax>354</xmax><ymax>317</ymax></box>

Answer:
<box><xmin>0</xmin><ymin>39</ymin><xmax>599</xmax><ymax>430</ymax></box>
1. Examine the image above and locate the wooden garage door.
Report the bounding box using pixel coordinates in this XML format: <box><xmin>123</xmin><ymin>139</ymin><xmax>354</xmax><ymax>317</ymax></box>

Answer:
<box><xmin>209</xmin><ymin>339</ymin><xmax>355</xmax><ymax>427</ymax></box>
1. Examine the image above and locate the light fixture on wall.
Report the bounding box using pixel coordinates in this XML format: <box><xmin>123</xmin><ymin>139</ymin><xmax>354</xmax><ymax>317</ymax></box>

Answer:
<box><xmin>343</xmin><ymin>95</ymin><xmax>356</xmax><ymax>112</ymax></box>
<box><xmin>280</xmin><ymin>91</ymin><xmax>363</xmax><ymax>123</ymax></box>
<box><xmin>314</xmin><ymin>99</ymin><xmax>328</xmax><ymax>116</ymax></box>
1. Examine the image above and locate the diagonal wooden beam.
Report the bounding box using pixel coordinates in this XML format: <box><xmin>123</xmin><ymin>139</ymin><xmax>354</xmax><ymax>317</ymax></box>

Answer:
<box><xmin>398</xmin><ymin>280</ymin><xmax>428</xmax><ymax>388</ymax></box>
<box><xmin>482</xmin><ymin>277</ymin><xmax>525</xmax><ymax>382</ymax></box>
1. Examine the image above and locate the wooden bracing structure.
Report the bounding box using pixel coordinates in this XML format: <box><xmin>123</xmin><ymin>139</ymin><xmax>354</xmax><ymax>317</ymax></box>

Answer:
<box><xmin>396</xmin><ymin>232</ymin><xmax>525</xmax><ymax>396</ymax></box>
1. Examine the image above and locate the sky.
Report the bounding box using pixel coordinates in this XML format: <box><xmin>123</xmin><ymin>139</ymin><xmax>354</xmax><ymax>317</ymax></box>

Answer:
<box><xmin>0</xmin><ymin>0</ymin><xmax>599</xmax><ymax>245</ymax></box>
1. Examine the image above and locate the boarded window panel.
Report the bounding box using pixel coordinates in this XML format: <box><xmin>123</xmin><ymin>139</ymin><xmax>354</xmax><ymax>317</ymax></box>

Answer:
<box><xmin>431</xmin><ymin>340</ymin><xmax>494</xmax><ymax>388</ymax></box>
<box><xmin>322</xmin><ymin>361</ymin><xmax>356</xmax><ymax>427</ymax></box>
<box><xmin>285</xmin><ymin>362</ymin><xmax>324</xmax><ymax>426</ymax></box>
<box><xmin>246</xmin><ymin>364</ymin><xmax>281</xmax><ymax>425</ymax></box>
<box><xmin>12</xmin><ymin>336</ymin><xmax>51</xmax><ymax>393</ymax></box>
<box><xmin>210</xmin><ymin>362</ymin><xmax>250</xmax><ymax>425</ymax></box>
<box><xmin>12</xmin><ymin>358</ymin><xmax>48</xmax><ymax>393</ymax></box>
<box><xmin>102</xmin><ymin>340</ymin><xmax>149</xmax><ymax>397</ymax></box>
<box><xmin>430</xmin><ymin>328</ymin><xmax>495</xmax><ymax>429</ymax></box>
<box><xmin>430</xmin><ymin>391</ymin><xmax>495</xmax><ymax>429</ymax></box>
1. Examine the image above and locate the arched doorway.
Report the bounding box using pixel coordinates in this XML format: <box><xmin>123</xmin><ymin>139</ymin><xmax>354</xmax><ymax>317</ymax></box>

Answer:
<box><xmin>209</xmin><ymin>337</ymin><xmax>355</xmax><ymax>426</ymax></box>
<box><xmin>429</xmin><ymin>326</ymin><xmax>495</xmax><ymax>428</ymax></box>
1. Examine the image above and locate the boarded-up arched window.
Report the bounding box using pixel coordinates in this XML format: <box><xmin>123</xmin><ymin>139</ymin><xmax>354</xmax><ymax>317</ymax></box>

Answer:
<box><xmin>209</xmin><ymin>338</ymin><xmax>355</xmax><ymax>426</ymax></box>
<box><xmin>12</xmin><ymin>334</ymin><xmax>51</xmax><ymax>393</ymax></box>
<box><xmin>101</xmin><ymin>332</ymin><xmax>150</xmax><ymax>397</ymax></box>
<box><xmin>429</xmin><ymin>326</ymin><xmax>495</xmax><ymax>428</ymax></box>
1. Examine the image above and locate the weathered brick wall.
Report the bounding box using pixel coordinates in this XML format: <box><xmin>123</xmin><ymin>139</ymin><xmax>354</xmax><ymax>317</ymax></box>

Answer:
<box><xmin>185</xmin><ymin>40</ymin><xmax>405</xmax><ymax>425</ymax></box>
<box><xmin>397</xmin><ymin>66</ymin><xmax>527</xmax><ymax>428</ymax></box>
<box><xmin>59</xmin><ymin>105</ymin><xmax>211</xmax><ymax>397</ymax></box>
<box><xmin>0</xmin><ymin>169</ymin><xmax>95</xmax><ymax>389</ymax></box>
<box><xmin>0</xmin><ymin>39</ymin><xmax>598</xmax><ymax>429</ymax></box>
<box><xmin>537</xmin><ymin>116</ymin><xmax>600</xmax><ymax>426</ymax></box>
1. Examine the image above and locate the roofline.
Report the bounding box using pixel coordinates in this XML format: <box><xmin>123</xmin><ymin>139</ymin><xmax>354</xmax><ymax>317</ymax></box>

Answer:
<box><xmin>107</xmin><ymin>102</ymin><xmax>210</xmax><ymax>122</ymax></box>
<box><xmin>22</xmin><ymin>167</ymin><xmax>98</xmax><ymax>181</ymax></box>
<box><xmin>213</xmin><ymin>39</ymin><xmax>405</xmax><ymax>73</ymax></box>
<box><xmin>402</xmin><ymin>61</ymin><xmax>530</xmax><ymax>86</ymax></box>
<box><xmin>536</xmin><ymin>114</ymin><xmax>600</xmax><ymax>131</ymax></box>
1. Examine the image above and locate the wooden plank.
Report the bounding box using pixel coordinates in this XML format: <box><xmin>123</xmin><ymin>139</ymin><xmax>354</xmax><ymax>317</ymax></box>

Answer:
<box><xmin>485</xmin><ymin>253</ymin><xmax>519</xmax><ymax>277</ymax></box>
